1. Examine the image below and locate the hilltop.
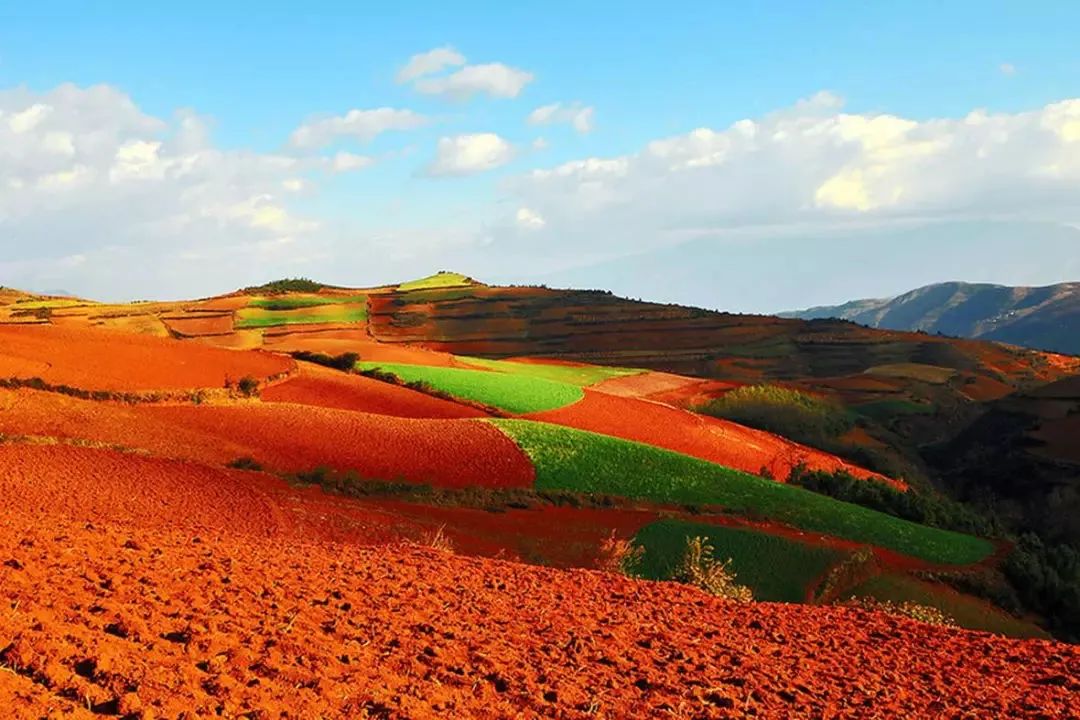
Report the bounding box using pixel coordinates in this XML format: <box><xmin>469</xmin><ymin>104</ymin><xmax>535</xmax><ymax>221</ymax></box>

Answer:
<box><xmin>782</xmin><ymin>280</ymin><xmax>1080</xmax><ymax>355</ymax></box>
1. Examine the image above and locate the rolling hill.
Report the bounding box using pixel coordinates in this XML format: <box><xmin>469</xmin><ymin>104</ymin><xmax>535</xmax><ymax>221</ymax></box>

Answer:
<box><xmin>0</xmin><ymin>272</ymin><xmax>1078</xmax><ymax>715</ymax></box>
<box><xmin>782</xmin><ymin>281</ymin><xmax>1080</xmax><ymax>355</ymax></box>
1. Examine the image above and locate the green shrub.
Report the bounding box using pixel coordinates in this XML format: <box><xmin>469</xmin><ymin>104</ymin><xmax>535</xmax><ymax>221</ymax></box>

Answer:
<box><xmin>290</xmin><ymin>351</ymin><xmax>361</xmax><ymax>371</ymax></box>
<box><xmin>236</xmin><ymin>376</ymin><xmax>260</xmax><ymax>397</ymax></box>
<box><xmin>227</xmin><ymin>457</ymin><xmax>263</xmax><ymax>471</ymax></box>
<box><xmin>243</xmin><ymin>278</ymin><xmax>326</xmax><ymax>294</ymax></box>
<box><xmin>695</xmin><ymin>385</ymin><xmax>854</xmax><ymax>448</ymax></box>
<box><xmin>788</xmin><ymin>466</ymin><xmax>1002</xmax><ymax>538</ymax></box>
<box><xmin>1003</xmin><ymin>534</ymin><xmax>1080</xmax><ymax>642</ymax></box>
<box><xmin>673</xmin><ymin>536</ymin><xmax>753</xmax><ymax>602</ymax></box>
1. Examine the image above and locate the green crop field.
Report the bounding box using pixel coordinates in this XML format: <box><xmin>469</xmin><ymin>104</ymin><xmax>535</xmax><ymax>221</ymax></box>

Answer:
<box><xmin>491</xmin><ymin>419</ymin><xmax>994</xmax><ymax>565</ymax></box>
<box><xmin>356</xmin><ymin>362</ymin><xmax>584</xmax><ymax>413</ymax></box>
<box><xmin>398</xmin><ymin>271</ymin><xmax>474</xmax><ymax>292</ymax></box>
<box><xmin>633</xmin><ymin>519</ymin><xmax>846</xmax><ymax>602</ymax></box>
<box><xmin>235</xmin><ymin>305</ymin><xmax>368</xmax><ymax>329</ymax></box>
<box><xmin>248</xmin><ymin>295</ymin><xmax>367</xmax><ymax>311</ymax></box>
<box><xmin>460</xmin><ymin>356</ymin><xmax>643</xmax><ymax>388</ymax></box>
<box><xmin>848</xmin><ymin>574</ymin><xmax>1049</xmax><ymax>639</ymax></box>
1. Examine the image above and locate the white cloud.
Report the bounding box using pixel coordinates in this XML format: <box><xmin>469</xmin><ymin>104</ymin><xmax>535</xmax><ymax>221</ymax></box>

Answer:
<box><xmin>330</xmin><ymin>151</ymin><xmax>375</xmax><ymax>173</ymax></box>
<box><xmin>426</xmin><ymin>133</ymin><xmax>514</xmax><ymax>176</ymax></box>
<box><xmin>1000</xmin><ymin>62</ymin><xmax>1017</xmax><ymax>76</ymax></box>
<box><xmin>527</xmin><ymin>102</ymin><xmax>595</xmax><ymax>133</ymax></box>
<box><xmin>0</xmin><ymin>83</ymin><xmax>324</xmax><ymax>298</ymax></box>
<box><xmin>494</xmin><ymin>93</ymin><xmax>1080</xmax><ymax>268</ymax></box>
<box><xmin>289</xmin><ymin>108</ymin><xmax>427</xmax><ymax>149</ymax></box>
<box><xmin>414</xmin><ymin>63</ymin><xmax>533</xmax><ymax>101</ymax></box>
<box><xmin>516</xmin><ymin>207</ymin><xmax>545</xmax><ymax>229</ymax></box>
<box><xmin>531</xmin><ymin>137</ymin><xmax>548</xmax><ymax>151</ymax></box>
<box><xmin>396</xmin><ymin>46</ymin><xmax>466</xmax><ymax>83</ymax></box>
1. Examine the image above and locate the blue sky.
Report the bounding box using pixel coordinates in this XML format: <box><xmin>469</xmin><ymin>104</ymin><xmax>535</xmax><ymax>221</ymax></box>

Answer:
<box><xmin>2</xmin><ymin>2</ymin><xmax>1079</xmax><ymax>308</ymax></box>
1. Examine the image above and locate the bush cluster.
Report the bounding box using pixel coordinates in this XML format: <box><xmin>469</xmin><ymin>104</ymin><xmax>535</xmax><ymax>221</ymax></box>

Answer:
<box><xmin>242</xmin><ymin>278</ymin><xmax>326</xmax><ymax>294</ymax></box>
<box><xmin>695</xmin><ymin>385</ymin><xmax>854</xmax><ymax>449</ymax></box>
<box><xmin>673</xmin><ymin>536</ymin><xmax>753</xmax><ymax>602</ymax></box>
<box><xmin>1003</xmin><ymin>534</ymin><xmax>1080</xmax><ymax>642</ymax></box>
<box><xmin>788</xmin><ymin>466</ymin><xmax>1001</xmax><ymax>538</ymax></box>
<box><xmin>290</xmin><ymin>351</ymin><xmax>360</xmax><ymax>372</ymax></box>
<box><xmin>841</xmin><ymin>596</ymin><xmax>955</xmax><ymax>627</ymax></box>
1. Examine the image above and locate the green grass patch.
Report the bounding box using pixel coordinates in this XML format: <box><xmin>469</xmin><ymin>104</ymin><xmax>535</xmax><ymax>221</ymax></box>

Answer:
<box><xmin>398</xmin><ymin>271</ymin><xmax>474</xmax><ymax>292</ymax></box>
<box><xmin>855</xmin><ymin>399</ymin><xmax>936</xmax><ymax>422</ymax></box>
<box><xmin>248</xmin><ymin>294</ymin><xmax>367</xmax><ymax>311</ymax></box>
<box><xmin>848</xmin><ymin>574</ymin><xmax>1049</xmax><ymax>639</ymax></box>
<box><xmin>634</xmin><ymin>519</ymin><xmax>846</xmax><ymax>602</ymax></box>
<box><xmin>356</xmin><ymin>362</ymin><xmax>583</xmax><ymax>413</ymax></box>
<box><xmin>491</xmin><ymin>419</ymin><xmax>994</xmax><ymax>565</ymax></box>
<box><xmin>235</xmin><ymin>304</ymin><xmax>367</xmax><ymax>329</ymax></box>
<box><xmin>459</xmin><ymin>356</ymin><xmax>643</xmax><ymax>387</ymax></box>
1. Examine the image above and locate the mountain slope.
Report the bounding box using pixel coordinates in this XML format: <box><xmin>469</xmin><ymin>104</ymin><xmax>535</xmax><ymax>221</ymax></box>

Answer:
<box><xmin>783</xmin><ymin>281</ymin><xmax>1080</xmax><ymax>355</ymax></box>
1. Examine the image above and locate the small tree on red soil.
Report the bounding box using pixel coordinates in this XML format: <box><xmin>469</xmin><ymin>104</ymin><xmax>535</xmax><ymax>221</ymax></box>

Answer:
<box><xmin>675</xmin><ymin>536</ymin><xmax>753</xmax><ymax>602</ymax></box>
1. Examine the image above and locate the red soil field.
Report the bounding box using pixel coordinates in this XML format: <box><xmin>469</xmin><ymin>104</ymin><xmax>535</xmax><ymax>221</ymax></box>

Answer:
<box><xmin>262</xmin><ymin>328</ymin><xmax>466</xmax><ymax>367</ymax></box>
<box><xmin>0</xmin><ymin>390</ymin><xmax>533</xmax><ymax>488</ymax></box>
<box><xmin>262</xmin><ymin>363</ymin><xmax>487</xmax><ymax>418</ymax></box>
<box><xmin>0</xmin><ymin>324</ymin><xmax>292</xmax><ymax>392</ymax></box>
<box><xmin>530</xmin><ymin>389</ymin><xmax>902</xmax><ymax>488</ymax></box>
<box><xmin>2</xmin><ymin>508</ymin><xmax>1075</xmax><ymax>718</ymax></box>
<box><xmin>590</xmin><ymin>370</ymin><xmax>715</xmax><ymax>399</ymax></box>
<box><xmin>137</xmin><ymin>403</ymin><xmax>534</xmax><ymax>488</ymax></box>
<box><xmin>160</xmin><ymin>313</ymin><xmax>235</xmax><ymax>337</ymax></box>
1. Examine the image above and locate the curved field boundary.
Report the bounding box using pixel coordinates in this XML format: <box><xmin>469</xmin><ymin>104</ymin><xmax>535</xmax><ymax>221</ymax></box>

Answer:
<box><xmin>458</xmin><ymin>356</ymin><xmax>644</xmax><ymax>387</ymax></box>
<box><xmin>262</xmin><ymin>363</ymin><xmax>488</xmax><ymax>419</ymax></box>
<box><xmin>490</xmin><ymin>419</ymin><xmax>993</xmax><ymax>565</ymax></box>
<box><xmin>356</xmin><ymin>361</ymin><xmax>584</xmax><ymax>414</ymax></box>
<box><xmin>235</xmin><ymin>304</ymin><xmax>367</xmax><ymax>329</ymax></box>
<box><xmin>527</xmin><ymin>389</ymin><xmax>899</xmax><ymax>488</ymax></box>
<box><xmin>633</xmin><ymin>518</ymin><xmax>848</xmax><ymax>603</ymax></box>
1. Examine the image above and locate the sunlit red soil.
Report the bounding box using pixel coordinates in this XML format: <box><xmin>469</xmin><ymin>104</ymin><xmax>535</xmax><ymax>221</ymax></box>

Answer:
<box><xmin>1</xmin><ymin>462</ymin><xmax>1075</xmax><ymax>719</ymax></box>
<box><xmin>529</xmin><ymin>390</ymin><xmax>902</xmax><ymax>488</ymax></box>
<box><xmin>0</xmin><ymin>325</ymin><xmax>292</xmax><ymax>392</ymax></box>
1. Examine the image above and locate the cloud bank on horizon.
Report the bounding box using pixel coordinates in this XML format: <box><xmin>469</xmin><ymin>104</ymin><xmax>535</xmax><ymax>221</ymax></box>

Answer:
<box><xmin>1</xmin><ymin>7</ymin><xmax>1079</xmax><ymax>310</ymax></box>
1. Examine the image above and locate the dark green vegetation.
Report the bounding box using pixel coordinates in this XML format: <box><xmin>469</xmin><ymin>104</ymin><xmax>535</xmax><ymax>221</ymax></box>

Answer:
<box><xmin>492</xmin><ymin>419</ymin><xmax>994</xmax><ymax>565</ymax></box>
<box><xmin>788</xmin><ymin>467</ymin><xmax>1001</xmax><ymax>537</ymax></box>
<box><xmin>855</xmin><ymin>399</ymin><xmax>936</xmax><ymax>422</ymax></box>
<box><xmin>460</xmin><ymin>356</ymin><xmax>643</xmax><ymax>387</ymax></box>
<box><xmin>1002</xmin><ymin>534</ymin><xmax>1080</xmax><ymax>642</ymax></box>
<box><xmin>695</xmin><ymin>385</ymin><xmax>855</xmax><ymax>448</ymax></box>
<box><xmin>242</xmin><ymin>278</ymin><xmax>328</xmax><ymax>294</ymax></box>
<box><xmin>290</xmin><ymin>351</ymin><xmax>361</xmax><ymax>371</ymax></box>
<box><xmin>783</xmin><ymin>280</ymin><xmax>1080</xmax><ymax>355</ymax></box>
<box><xmin>633</xmin><ymin>519</ymin><xmax>845</xmax><ymax>602</ymax></box>
<box><xmin>356</xmin><ymin>362</ymin><xmax>584</xmax><ymax>414</ymax></box>
<box><xmin>848</xmin><ymin>574</ymin><xmax>1049</xmax><ymax>639</ymax></box>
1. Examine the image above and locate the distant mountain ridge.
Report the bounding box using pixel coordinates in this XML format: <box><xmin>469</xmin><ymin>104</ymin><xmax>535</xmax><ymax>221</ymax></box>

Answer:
<box><xmin>782</xmin><ymin>281</ymin><xmax>1080</xmax><ymax>355</ymax></box>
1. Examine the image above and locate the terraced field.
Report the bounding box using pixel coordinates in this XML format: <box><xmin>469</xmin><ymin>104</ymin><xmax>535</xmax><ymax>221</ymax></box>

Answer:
<box><xmin>492</xmin><ymin>420</ymin><xmax>994</xmax><ymax>565</ymax></box>
<box><xmin>356</xmin><ymin>361</ymin><xmax>585</xmax><ymax>413</ymax></box>
<box><xmin>460</xmin><ymin>356</ymin><xmax>644</xmax><ymax>386</ymax></box>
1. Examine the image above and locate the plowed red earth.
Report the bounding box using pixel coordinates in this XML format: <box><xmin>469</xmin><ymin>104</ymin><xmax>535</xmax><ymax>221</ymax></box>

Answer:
<box><xmin>0</xmin><ymin>325</ymin><xmax>292</xmax><ymax>391</ymax></box>
<box><xmin>1</xmin><ymin>459</ymin><xmax>1076</xmax><ymax>719</ymax></box>
<box><xmin>0</xmin><ymin>388</ymin><xmax>532</xmax><ymax>488</ymax></box>
<box><xmin>530</xmin><ymin>390</ymin><xmax>903</xmax><ymax>488</ymax></box>
<box><xmin>262</xmin><ymin>329</ymin><xmax>466</xmax><ymax>367</ymax></box>
<box><xmin>262</xmin><ymin>363</ymin><xmax>486</xmax><ymax>418</ymax></box>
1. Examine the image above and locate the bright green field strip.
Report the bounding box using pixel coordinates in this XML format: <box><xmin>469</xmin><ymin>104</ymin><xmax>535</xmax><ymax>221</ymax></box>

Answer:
<box><xmin>634</xmin><ymin>519</ymin><xmax>846</xmax><ymax>602</ymax></box>
<box><xmin>849</xmin><ymin>574</ymin><xmax>1049</xmax><ymax>639</ymax></box>
<box><xmin>398</xmin><ymin>271</ymin><xmax>473</xmax><ymax>291</ymax></box>
<box><xmin>491</xmin><ymin>420</ymin><xmax>994</xmax><ymax>565</ymax></box>
<box><xmin>248</xmin><ymin>295</ymin><xmax>367</xmax><ymax>310</ymax></box>
<box><xmin>235</xmin><ymin>305</ymin><xmax>368</xmax><ymax>329</ymax></box>
<box><xmin>355</xmin><ymin>362</ymin><xmax>583</xmax><ymax>413</ymax></box>
<box><xmin>459</xmin><ymin>356</ymin><xmax>644</xmax><ymax>387</ymax></box>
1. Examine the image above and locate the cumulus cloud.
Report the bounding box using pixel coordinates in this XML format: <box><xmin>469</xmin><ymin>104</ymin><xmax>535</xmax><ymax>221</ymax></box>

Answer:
<box><xmin>426</xmin><ymin>133</ymin><xmax>514</xmax><ymax>176</ymax></box>
<box><xmin>0</xmin><ymin>83</ymin><xmax>324</xmax><ymax>298</ymax></box>
<box><xmin>527</xmin><ymin>102</ymin><xmax>595</xmax><ymax>133</ymax></box>
<box><xmin>396</xmin><ymin>46</ymin><xmax>466</xmax><ymax>83</ymax></box>
<box><xmin>494</xmin><ymin>92</ymin><xmax>1080</xmax><ymax>266</ymax></box>
<box><xmin>515</xmin><ymin>207</ymin><xmax>545</xmax><ymax>229</ymax></box>
<box><xmin>398</xmin><ymin>47</ymin><xmax>533</xmax><ymax>101</ymax></box>
<box><xmin>289</xmin><ymin>108</ymin><xmax>427</xmax><ymax>149</ymax></box>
